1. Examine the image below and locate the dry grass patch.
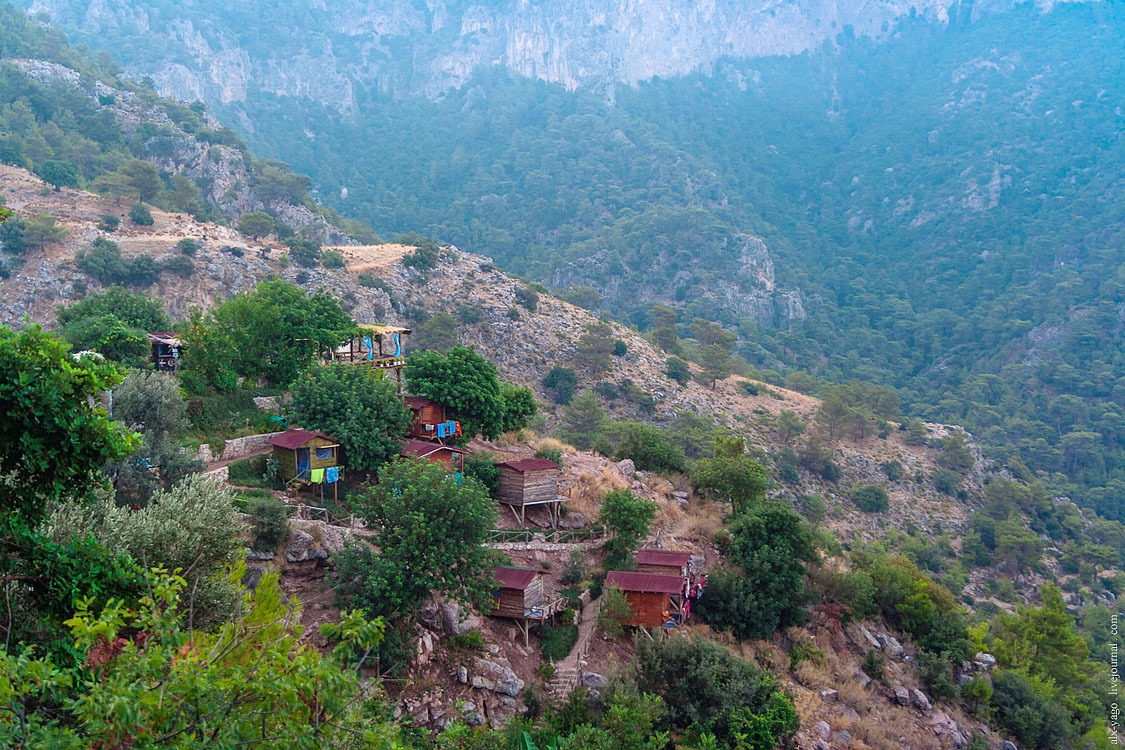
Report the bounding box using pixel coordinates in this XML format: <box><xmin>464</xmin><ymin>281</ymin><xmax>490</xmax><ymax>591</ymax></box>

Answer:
<box><xmin>534</xmin><ymin>436</ymin><xmax>576</xmax><ymax>455</ymax></box>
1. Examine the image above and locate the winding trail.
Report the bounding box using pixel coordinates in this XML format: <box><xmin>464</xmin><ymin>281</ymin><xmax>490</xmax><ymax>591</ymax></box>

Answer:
<box><xmin>548</xmin><ymin>595</ymin><xmax>600</xmax><ymax>697</ymax></box>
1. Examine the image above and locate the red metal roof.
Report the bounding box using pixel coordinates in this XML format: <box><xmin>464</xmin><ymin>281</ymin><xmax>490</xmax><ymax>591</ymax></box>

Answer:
<box><xmin>605</xmin><ymin>571</ymin><xmax>683</xmax><ymax>594</ymax></box>
<box><xmin>400</xmin><ymin>438</ymin><xmax>469</xmax><ymax>458</ymax></box>
<box><xmin>635</xmin><ymin>549</ymin><xmax>691</xmax><ymax>567</ymax></box>
<box><xmin>493</xmin><ymin>567</ymin><xmax>539</xmax><ymax>590</ymax></box>
<box><xmin>495</xmin><ymin>458</ymin><xmax>560</xmax><ymax>472</ymax></box>
<box><xmin>267</xmin><ymin>429</ymin><xmax>336</xmax><ymax>450</ymax></box>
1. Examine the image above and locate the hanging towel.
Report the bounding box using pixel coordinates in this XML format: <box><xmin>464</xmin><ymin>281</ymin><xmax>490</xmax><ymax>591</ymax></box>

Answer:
<box><xmin>362</xmin><ymin>336</ymin><xmax>374</xmax><ymax>360</ymax></box>
<box><xmin>310</xmin><ymin>468</ymin><xmax>325</xmax><ymax>483</ymax></box>
<box><xmin>393</xmin><ymin>332</ymin><xmax>401</xmax><ymax>357</ymax></box>
<box><xmin>325</xmin><ymin>466</ymin><xmax>339</xmax><ymax>484</ymax></box>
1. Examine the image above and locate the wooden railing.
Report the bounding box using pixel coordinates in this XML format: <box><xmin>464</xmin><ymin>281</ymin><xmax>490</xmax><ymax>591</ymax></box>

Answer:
<box><xmin>486</xmin><ymin>527</ymin><xmax>606</xmax><ymax>545</ymax></box>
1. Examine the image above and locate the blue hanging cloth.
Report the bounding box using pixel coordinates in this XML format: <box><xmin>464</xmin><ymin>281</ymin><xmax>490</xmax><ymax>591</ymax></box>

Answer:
<box><xmin>325</xmin><ymin>466</ymin><xmax>339</xmax><ymax>484</ymax></box>
<box><xmin>393</xmin><ymin>332</ymin><xmax>401</xmax><ymax>357</ymax></box>
<box><xmin>362</xmin><ymin>336</ymin><xmax>374</xmax><ymax>360</ymax></box>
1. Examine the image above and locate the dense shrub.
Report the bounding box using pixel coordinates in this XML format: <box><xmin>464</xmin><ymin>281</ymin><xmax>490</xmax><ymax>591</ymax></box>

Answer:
<box><xmin>247</xmin><ymin>495</ymin><xmax>289</xmax><ymax>551</ymax></box>
<box><xmin>632</xmin><ymin>636</ymin><xmax>799</xmax><ymax>747</ymax></box>
<box><xmin>76</xmin><ymin>237</ymin><xmax>159</xmax><ymax>287</ymax></box>
<box><xmin>850</xmin><ymin>484</ymin><xmax>890</xmax><ymax>512</ymax></box>
<box><xmin>542</xmin><ymin>365</ymin><xmax>578</xmax><ymax>405</ymax></box>
<box><xmin>665</xmin><ymin>356</ymin><xmax>691</xmax><ymax>385</ymax></box>
<box><xmin>227</xmin><ymin>454</ymin><xmax>270</xmax><ymax>487</ymax></box>
<box><xmin>608</xmin><ymin>421</ymin><xmax>688</xmax><ymax>474</ymax></box>
<box><xmin>515</xmin><ymin>284</ymin><xmax>539</xmax><ymax>311</ymax></box>
<box><xmin>321</xmin><ymin>249</ymin><xmax>346</xmax><ymax>269</ymax></box>
<box><xmin>177</xmin><ymin>238</ymin><xmax>200</xmax><ymax>255</ymax></box>
<box><xmin>536</xmin><ymin>624</ymin><xmax>578</xmax><ymax>662</ymax></box>
<box><xmin>129</xmin><ymin>202</ymin><xmax>154</xmax><ymax>225</ymax></box>
<box><xmin>464</xmin><ymin>452</ymin><xmax>500</xmax><ymax>494</ymax></box>
<box><xmin>991</xmin><ymin>671</ymin><xmax>1074</xmax><ymax>749</ymax></box>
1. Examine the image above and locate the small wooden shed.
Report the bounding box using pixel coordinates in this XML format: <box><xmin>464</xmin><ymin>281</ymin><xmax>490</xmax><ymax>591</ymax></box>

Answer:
<box><xmin>147</xmin><ymin>332</ymin><xmax>182</xmax><ymax>374</ymax></box>
<box><xmin>405</xmin><ymin>396</ymin><xmax>446</xmax><ymax>440</ymax></box>
<box><xmin>490</xmin><ymin>567</ymin><xmax>565</xmax><ymax>645</ymax></box>
<box><xmin>400</xmin><ymin>438</ymin><xmax>467</xmax><ymax>473</ymax></box>
<box><xmin>604</xmin><ymin>571</ymin><xmax>685</xmax><ymax>628</ymax></box>
<box><xmin>635</xmin><ymin>549</ymin><xmax>692</xmax><ymax>579</ymax></box>
<box><xmin>494</xmin><ymin>458</ymin><xmax>562</xmax><ymax>527</ymax></box>
<box><xmin>268</xmin><ymin>429</ymin><xmax>339</xmax><ymax>486</ymax></box>
<box><xmin>491</xmin><ymin>567</ymin><xmax>545</xmax><ymax>618</ymax></box>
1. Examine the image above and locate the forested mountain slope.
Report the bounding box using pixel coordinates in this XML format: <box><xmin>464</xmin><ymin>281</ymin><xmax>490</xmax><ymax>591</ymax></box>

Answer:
<box><xmin>15</xmin><ymin>0</ymin><xmax>1125</xmax><ymax>522</ymax></box>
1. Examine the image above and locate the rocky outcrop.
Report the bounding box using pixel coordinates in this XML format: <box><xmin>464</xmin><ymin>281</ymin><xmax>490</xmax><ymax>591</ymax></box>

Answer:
<box><xmin>3</xmin><ymin>57</ymin><xmax>350</xmax><ymax>243</ymax></box>
<box><xmin>29</xmin><ymin>1</ymin><xmax>1099</xmax><ymax>108</ymax></box>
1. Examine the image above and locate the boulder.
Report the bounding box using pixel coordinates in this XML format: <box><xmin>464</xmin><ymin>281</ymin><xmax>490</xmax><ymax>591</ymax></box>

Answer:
<box><xmin>819</xmin><ymin>689</ymin><xmax>838</xmax><ymax>702</ymax></box>
<box><xmin>418</xmin><ymin>598</ymin><xmax>442</xmax><ymax>631</ymax></box>
<box><xmin>893</xmin><ymin>686</ymin><xmax>911</xmax><ymax>705</ymax></box>
<box><xmin>558</xmin><ymin>511</ymin><xmax>589</xmax><ymax>530</ymax></box>
<box><xmin>928</xmin><ymin>711</ymin><xmax>967</xmax><ymax>748</ymax></box>
<box><xmin>815</xmin><ymin>720</ymin><xmax>831</xmax><ymax>741</ymax></box>
<box><xmin>976</xmin><ymin>652</ymin><xmax>997</xmax><ymax>669</ymax></box>
<box><xmin>284</xmin><ymin>530</ymin><xmax>317</xmax><ymax>563</ymax></box>
<box><xmin>878</xmin><ymin>633</ymin><xmax>905</xmax><ymax>660</ymax></box>
<box><xmin>1001</xmin><ymin>743</ymin><xmax>1017</xmax><ymax>750</ymax></box>
<box><xmin>617</xmin><ymin>458</ymin><xmax>636</xmax><ymax>477</ymax></box>
<box><xmin>475</xmin><ymin>658</ymin><xmax>524</xmax><ymax>697</ymax></box>
<box><xmin>832</xmin><ymin>729</ymin><xmax>852</xmax><ymax>746</ymax></box>
<box><xmin>910</xmin><ymin>688</ymin><xmax>932</xmax><ymax>711</ymax></box>
<box><xmin>581</xmin><ymin>672</ymin><xmax>608</xmax><ymax>693</ymax></box>
<box><xmin>442</xmin><ymin>601</ymin><xmax>483</xmax><ymax>637</ymax></box>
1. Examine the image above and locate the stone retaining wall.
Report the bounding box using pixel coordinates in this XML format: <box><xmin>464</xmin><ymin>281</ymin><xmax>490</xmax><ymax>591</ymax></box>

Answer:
<box><xmin>197</xmin><ymin>430</ymin><xmax>285</xmax><ymax>463</ymax></box>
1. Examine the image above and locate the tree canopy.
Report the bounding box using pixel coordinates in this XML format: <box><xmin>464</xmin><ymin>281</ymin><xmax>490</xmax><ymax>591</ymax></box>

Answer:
<box><xmin>290</xmin><ymin>364</ymin><xmax>412</xmax><ymax>472</ymax></box>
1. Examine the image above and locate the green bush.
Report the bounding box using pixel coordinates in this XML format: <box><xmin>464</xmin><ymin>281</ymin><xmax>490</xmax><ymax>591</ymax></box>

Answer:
<box><xmin>882</xmin><ymin>459</ymin><xmax>905</xmax><ymax>481</ymax></box>
<box><xmin>464</xmin><ymin>452</ymin><xmax>500</xmax><ymax>494</ymax></box>
<box><xmin>535</xmin><ymin>447</ymin><xmax>563</xmax><ymax>466</ymax></box>
<box><xmin>665</xmin><ymin>356</ymin><xmax>691</xmax><ymax>385</ymax></box>
<box><xmin>159</xmin><ymin>255</ymin><xmax>194</xmax><ymax>278</ymax></box>
<box><xmin>129</xmin><ymin>202</ymin><xmax>154</xmax><ymax>225</ymax></box>
<box><xmin>542</xmin><ymin>365</ymin><xmax>578</xmax><ymax>404</ymax></box>
<box><xmin>515</xmin><ymin>284</ymin><xmax>539</xmax><ymax>311</ymax></box>
<box><xmin>933</xmin><ymin>467</ymin><xmax>960</xmax><ymax>495</ymax></box>
<box><xmin>177</xmin><ymin>238</ymin><xmax>199</xmax><ymax>255</ymax></box>
<box><xmin>608</xmin><ymin>421</ymin><xmax>688</xmax><ymax>474</ymax></box>
<box><xmin>850</xmin><ymin>484</ymin><xmax>890</xmax><ymax>513</ymax></box>
<box><xmin>612</xmin><ymin>339</ymin><xmax>627</xmax><ymax>356</ymax></box>
<box><xmin>227</xmin><ymin>454</ymin><xmax>270</xmax><ymax>487</ymax></box>
<box><xmin>597</xmin><ymin>584</ymin><xmax>632</xmax><ymax>637</ymax></box>
<box><xmin>632</xmin><ymin>636</ymin><xmax>799</xmax><ymax>747</ymax></box>
<box><xmin>560</xmin><ymin>549</ymin><xmax>587</xmax><ymax>586</ymax></box>
<box><xmin>990</xmin><ymin>671</ymin><xmax>1074</xmax><ymax>749</ymax></box>
<box><xmin>98</xmin><ymin>214</ymin><xmax>120</xmax><ymax>231</ymax></box>
<box><xmin>321</xmin><ymin>249</ymin><xmax>346</xmax><ymax>269</ymax></box>
<box><xmin>536</xmin><ymin>624</ymin><xmax>578</xmax><ymax>662</ymax></box>
<box><xmin>449</xmin><ymin>630</ymin><xmax>485</xmax><ymax>652</ymax></box>
<box><xmin>862</xmin><ymin>649</ymin><xmax>884</xmax><ymax>680</ymax></box>
<box><xmin>247</xmin><ymin>496</ymin><xmax>289</xmax><ymax>551</ymax></box>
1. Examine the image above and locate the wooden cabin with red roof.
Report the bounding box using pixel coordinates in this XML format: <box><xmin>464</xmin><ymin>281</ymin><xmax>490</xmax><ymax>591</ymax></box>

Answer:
<box><xmin>400</xmin><ymin>438</ymin><xmax>467</xmax><ymax>473</ymax></box>
<box><xmin>268</xmin><ymin>429</ymin><xmax>340</xmax><ymax>485</ymax></box>
<box><xmin>494</xmin><ymin>457</ymin><xmax>563</xmax><ymax>527</ymax></box>
<box><xmin>635</xmin><ymin>549</ymin><xmax>692</xmax><ymax>579</ymax></box>
<box><xmin>604</xmin><ymin>571</ymin><xmax>685</xmax><ymax>628</ymax></box>
<box><xmin>490</xmin><ymin>566</ymin><xmax>566</xmax><ymax>645</ymax></box>
<box><xmin>404</xmin><ymin>396</ymin><xmax>447</xmax><ymax>440</ymax></box>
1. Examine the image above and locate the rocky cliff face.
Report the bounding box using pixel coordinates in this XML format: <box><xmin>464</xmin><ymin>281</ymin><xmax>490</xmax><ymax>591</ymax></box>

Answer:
<box><xmin>23</xmin><ymin>0</ymin><xmax>1098</xmax><ymax>112</ymax></box>
<box><xmin>5</xmin><ymin>57</ymin><xmax>350</xmax><ymax>243</ymax></box>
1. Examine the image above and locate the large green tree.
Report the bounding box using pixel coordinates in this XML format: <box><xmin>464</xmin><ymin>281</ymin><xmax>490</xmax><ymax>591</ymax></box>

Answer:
<box><xmin>697</xmin><ymin>504</ymin><xmax>817</xmax><ymax>640</ymax></box>
<box><xmin>404</xmin><ymin>346</ymin><xmax>505</xmax><ymax>439</ymax></box>
<box><xmin>57</xmin><ymin>287</ymin><xmax>170</xmax><ymax>364</ymax></box>
<box><xmin>334</xmin><ymin>458</ymin><xmax>498</xmax><ymax>623</ymax></box>
<box><xmin>290</xmin><ymin>364</ymin><xmax>412</xmax><ymax>472</ymax></box>
<box><xmin>181</xmin><ymin>278</ymin><xmax>354</xmax><ymax>390</ymax></box>
<box><xmin>598</xmin><ymin>488</ymin><xmax>658</xmax><ymax>569</ymax></box>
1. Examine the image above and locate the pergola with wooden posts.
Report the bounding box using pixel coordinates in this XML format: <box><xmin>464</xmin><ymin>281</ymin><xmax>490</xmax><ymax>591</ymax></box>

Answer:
<box><xmin>489</xmin><ymin>566</ymin><xmax>568</xmax><ymax>646</ymax></box>
<box><xmin>320</xmin><ymin>324</ymin><xmax>411</xmax><ymax>391</ymax></box>
<box><xmin>604</xmin><ymin>571</ymin><xmax>685</xmax><ymax>629</ymax></box>
<box><xmin>494</xmin><ymin>457</ymin><xmax>563</xmax><ymax>528</ymax></box>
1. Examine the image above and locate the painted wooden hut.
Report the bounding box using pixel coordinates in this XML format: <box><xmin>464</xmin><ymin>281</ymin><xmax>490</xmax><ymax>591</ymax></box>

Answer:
<box><xmin>494</xmin><ymin>458</ymin><xmax>562</xmax><ymax>527</ymax></box>
<box><xmin>635</xmin><ymin>549</ymin><xmax>692</xmax><ymax>579</ymax></box>
<box><xmin>146</xmin><ymin>332</ymin><xmax>182</xmax><ymax>374</ymax></box>
<box><xmin>400</xmin><ymin>438</ymin><xmax>467</xmax><ymax>473</ymax></box>
<box><xmin>604</xmin><ymin>571</ymin><xmax>685</xmax><ymax>628</ymax></box>
<box><xmin>268</xmin><ymin>429</ymin><xmax>340</xmax><ymax>487</ymax></box>
<box><xmin>404</xmin><ymin>396</ymin><xmax>449</xmax><ymax>440</ymax></box>
<box><xmin>490</xmin><ymin>567</ymin><xmax>565</xmax><ymax>645</ymax></box>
